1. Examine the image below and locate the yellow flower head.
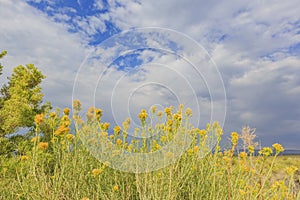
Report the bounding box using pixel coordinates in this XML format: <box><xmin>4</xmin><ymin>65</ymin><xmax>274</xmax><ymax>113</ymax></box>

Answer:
<box><xmin>272</xmin><ymin>143</ymin><xmax>284</xmax><ymax>153</ymax></box>
<box><xmin>197</xmin><ymin>129</ymin><xmax>207</xmax><ymax>136</ymax></box>
<box><xmin>185</xmin><ymin>108</ymin><xmax>192</xmax><ymax>117</ymax></box>
<box><xmin>248</xmin><ymin>145</ymin><xmax>255</xmax><ymax>154</ymax></box>
<box><xmin>164</xmin><ymin>106</ymin><xmax>173</xmax><ymax>116</ymax></box>
<box><xmin>34</xmin><ymin>114</ymin><xmax>44</xmax><ymax>126</ymax></box>
<box><xmin>72</xmin><ymin>100</ymin><xmax>82</xmax><ymax>111</ymax></box>
<box><xmin>101</xmin><ymin>122</ymin><xmax>110</xmax><ymax>131</ymax></box>
<box><xmin>285</xmin><ymin>166</ymin><xmax>298</xmax><ymax>176</ymax></box>
<box><xmin>157</xmin><ymin>111</ymin><xmax>163</xmax><ymax>117</ymax></box>
<box><xmin>231</xmin><ymin>132</ymin><xmax>239</xmax><ymax>146</ymax></box>
<box><xmin>20</xmin><ymin>155</ymin><xmax>30</xmax><ymax>161</ymax></box>
<box><xmin>50</xmin><ymin>112</ymin><xmax>56</xmax><ymax>118</ymax></box>
<box><xmin>92</xmin><ymin>168</ymin><xmax>103</xmax><ymax>177</ymax></box>
<box><xmin>259</xmin><ymin>147</ymin><xmax>273</xmax><ymax>157</ymax></box>
<box><xmin>63</xmin><ymin>108</ymin><xmax>70</xmax><ymax>115</ymax></box>
<box><xmin>66</xmin><ymin>134</ymin><xmax>75</xmax><ymax>140</ymax></box>
<box><xmin>113</xmin><ymin>185</ymin><xmax>119</xmax><ymax>191</ymax></box>
<box><xmin>138</xmin><ymin>109</ymin><xmax>148</xmax><ymax>122</ymax></box>
<box><xmin>116</xmin><ymin>139</ymin><xmax>122</xmax><ymax>145</ymax></box>
<box><xmin>38</xmin><ymin>142</ymin><xmax>49</xmax><ymax>150</ymax></box>
<box><xmin>113</xmin><ymin>126</ymin><xmax>121</xmax><ymax>135</ymax></box>
<box><xmin>239</xmin><ymin>151</ymin><xmax>247</xmax><ymax>159</ymax></box>
<box><xmin>151</xmin><ymin>105</ymin><xmax>156</xmax><ymax>113</ymax></box>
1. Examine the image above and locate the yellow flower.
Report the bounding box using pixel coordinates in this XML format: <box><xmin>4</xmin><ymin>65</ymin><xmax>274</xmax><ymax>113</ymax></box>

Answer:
<box><xmin>81</xmin><ymin>197</ymin><xmax>89</xmax><ymax>200</ymax></box>
<box><xmin>38</xmin><ymin>142</ymin><xmax>49</xmax><ymax>150</ymax></box>
<box><xmin>100</xmin><ymin>122</ymin><xmax>110</xmax><ymax>131</ymax></box>
<box><xmin>164</xmin><ymin>106</ymin><xmax>173</xmax><ymax>116</ymax></box>
<box><xmin>197</xmin><ymin>129</ymin><xmax>207</xmax><ymax>136</ymax></box>
<box><xmin>239</xmin><ymin>151</ymin><xmax>247</xmax><ymax>159</ymax></box>
<box><xmin>63</xmin><ymin>108</ymin><xmax>70</xmax><ymax>115</ymax></box>
<box><xmin>113</xmin><ymin>185</ymin><xmax>119</xmax><ymax>191</ymax></box>
<box><xmin>193</xmin><ymin>146</ymin><xmax>199</xmax><ymax>152</ymax></box>
<box><xmin>72</xmin><ymin>100</ymin><xmax>82</xmax><ymax>111</ymax></box>
<box><xmin>113</xmin><ymin>126</ymin><xmax>121</xmax><ymax>135</ymax></box>
<box><xmin>20</xmin><ymin>155</ymin><xmax>29</xmax><ymax>161</ymax></box>
<box><xmin>66</xmin><ymin>134</ymin><xmax>75</xmax><ymax>140</ymax></box>
<box><xmin>116</xmin><ymin>139</ymin><xmax>122</xmax><ymax>145</ymax></box>
<box><xmin>272</xmin><ymin>143</ymin><xmax>284</xmax><ymax>153</ymax></box>
<box><xmin>157</xmin><ymin>111</ymin><xmax>163</xmax><ymax>117</ymax></box>
<box><xmin>185</xmin><ymin>108</ymin><xmax>192</xmax><ymax>117</ymax></box>
<box><xmin>259</xmin><ymin>147</ymin><xmax>273</xmax><ymax>156</ymax></box>
<box><xmin>50</xmin><ymin>112</ymin><xmax>56</xmax><ymax>118</ymax></box>
<box><xmin>151</xmin><ymin>105</ymin><xmax>156</xmax><ymax>113</ymax></box>
<box><xmin>138</xmin><ymin>109</ymin><xmax>148</xmax><ymax>122</ymax></box>
<box><xmin>160</xmin><ymin>135</ymin><xmax>167</xmax><ymax>143</ymax></box>
<box><xmin>248</xmin><ymin>145</ymin><xmax>255</xmax><ymax>154</ymax></box>
<box><xmin>34</xmin><ymin>114</ymin><xmax>44</xmax><ymax>126</ymax></box>
<box><xmin>92</xmin><ymin>168</ymin><xmax>103</xmax><ymax>177</ymax></box>
<box><xmin>285</xmin><ymin>166</ymin><xmax>298</xmax><ymax>176</ymax></box>
<box><xmin>231</xmin><ymin>132</ymin><xmax>239</xmax><ymax>146</ymax></box>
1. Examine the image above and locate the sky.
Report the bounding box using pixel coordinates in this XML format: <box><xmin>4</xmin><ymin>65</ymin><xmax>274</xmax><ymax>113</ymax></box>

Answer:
<box><xmin>0</xmin><ymin>0</ymin><xmax>299</xmax><ymax>149</ymax></box>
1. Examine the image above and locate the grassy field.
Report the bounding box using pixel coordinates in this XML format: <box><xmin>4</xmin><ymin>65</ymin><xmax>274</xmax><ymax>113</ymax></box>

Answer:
<box><xmin>0</xmin><ymin>103</ymin><xmax>299</xmax><ymax>200</ymax></box>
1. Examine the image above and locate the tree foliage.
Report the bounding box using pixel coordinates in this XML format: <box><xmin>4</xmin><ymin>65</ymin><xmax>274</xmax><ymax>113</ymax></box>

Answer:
<box><xmin>0</xmin><ymin>63</ymin><xmax>46</xmax><ymax>136</ymax></box>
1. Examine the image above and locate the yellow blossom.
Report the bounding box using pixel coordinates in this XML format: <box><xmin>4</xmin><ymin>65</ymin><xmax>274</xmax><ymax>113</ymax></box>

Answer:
<box><xmin>113</xmin><ymin>185</ymin><xmax>119</xmax><ymax>191</ymax></box>
<box><xmin>151</xmin><ymin>105</ymin><xmax>156</xmax><ymax>113</ymax></box>
<box><xmin>231</xmin><ymin>132</ymin><xmax>239</xmax><ymax>146</ymax></box>
<box><xmin>157</xmin><ymin>111</ymin><xmax>163</xmax><ymax>117</ymax></box>
<box><xmin>239</xmin><ymin>151</ymin><xmax>247</xmax><ymax>159</ymax></box>
<box><xmin>38</xmin><ymin>142</ymin><xmax>49</xmax><ymax>150</ymax></box>
<box><xmin>101</xmin><ymin>122</ymin><xmax>110</xmax><ymax>131</ymax></box>
<box><xmin>63</xmin><ymin>108</ymin><xmax>70</xmax><ymax>115</ymax></box>
<box><xmin>285</xmin><ymin>166</ymin><xmax>298</xmax><ymax>176</ymax></box>
<box><xmin>92</xmin><ymin>168</ymin><xmax>103</xmax><ymax>177</ymax></box>
<box><xmin>72</xmin><ymin>100</ymin><xmax>82</xmax><ymax>111</ymax></box>
<box><xmin>113</xmin><ymin>126</ymin><xmax>121</xmax><ymax>135</ymax></box>
<box><xmin>185</xmin><ymin>108</ymin><xmax>192</xmax><ymax>117</ymax></box>
<box><xmin>34</xmin><ymin>114</ymin><xmax>44</xmax><ymax>126</ymax></box>
<box><xmin>31</xmin><ymin>136</ymin><xmax>39</xmax><ymax>143</ymax></box>
<box><xmin>272</xmin><ymin>143</ymin><xmax>284</xmax><ymax>154</ymax></box>
<box><xmin>50</xmin><ymin>112</ymin><xmax>56</xmax><ymax>118</ymax></box>
<box><xmin>116</xmin><ymin>139</ymin><xmax>122</xmax><ymax>145</ymax></box>
<box><xmin>138</xmin><ymin>109</ymin><xmax>148</xmax><ymax>122</ymax></box>
<box><xmin>248</xmin><ymin>145</ymin><xmax>255</xmax><ymax>154</ymax></box>
<box><xmin>259</xmin><ymin>147</ymin><xmax>273</xmax><ymax>156</ymax></box>
<box><xmin>20</xmin><ymin>155</ymin><xmax>29</xmax><ymax>161</ymax></box>
<box><xmin>164</xmin><ymin>106</ymin><xmax>173</xmax><ymax>116</ymax></box>
<box><xmin>66</xmin><ymin>134</ymin><xmax>75</xmax><ymax>140</ymax></box>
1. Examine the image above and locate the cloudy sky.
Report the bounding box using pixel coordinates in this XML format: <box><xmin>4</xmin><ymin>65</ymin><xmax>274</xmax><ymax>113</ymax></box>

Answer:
<box><xmin>0</xmin><ymin>0</ymin><xmax>299</xmax><ymax>149</ymax></box>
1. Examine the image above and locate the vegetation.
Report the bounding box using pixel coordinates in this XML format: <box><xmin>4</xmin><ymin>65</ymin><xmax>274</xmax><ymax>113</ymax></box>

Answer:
<box><xmin>0</xmin><ymin>51</ymin><xmax>299</xmax><ymax>199</ymax></box>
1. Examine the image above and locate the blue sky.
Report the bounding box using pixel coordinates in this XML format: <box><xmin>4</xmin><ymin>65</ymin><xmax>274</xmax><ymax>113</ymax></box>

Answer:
<box><xmin>0</xmin><ymin>0</ymin><xmax>299</xmax><ymax>149</ymax></box>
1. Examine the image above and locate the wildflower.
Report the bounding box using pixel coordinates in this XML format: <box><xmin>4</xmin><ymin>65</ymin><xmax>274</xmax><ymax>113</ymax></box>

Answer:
<box><xmin>173</xmin><ymin>113</ymin><xmax>182</xmax><ymax>121</ymax></box>
<box><xmin>122</xmin><ymin>118</ymin><xmax>130</xmax><ymax>130</ymax></box>
<box><xmin>34</xmin><ymin>114</ymin><xmax>44</xmax><ymax>126</ymax></box>
<box><xmin>95</xmin><ymin>109</ymin><xmax>102</xmax><ymax>121</ymax></box>
<box><xmin>92</xmin><ymin>168</ymin><xmax>103</xmax><ymax>177</ymax></box>
<box><xmin>73</xmin><ymin>100</ymin><xmax>82</xmax><ymax>111</ymax></box>
<box><xmin>151</xmin><ymin>105</ymin><xmax>156</xmax><ymax>113</ymax></box>
<box><xmin>193</xmin><ymin>146</ymin><xmax>199</xmax><ymax>152</ymax></box>
<box><xmin>285</xmin><ymin>166</ymin><xmax>298</xmax><ymax>176</ymax></box>
<box><xmin>116</xmin><ymin>139</ymin><xmax>122</xmax><ymax>145</ymax></box>
<box><xmin>38</xmin><ymin>142</ymin><xmax>49</xmax><ymax>150</ymax></box>
<box><xmin>113</xmin><ymin>126</ymin><xmax>121</xmax><ymax>135</ymax></box>
<box><xmin>49</xmin><ymin>112</ymin><xmax>56</xmax><ymax>118</ymax></box>
<box><xmin>113</xmin><ymin>185</ymin><xmax>119</xmax><ymax>191</ymax></box>
<box><xmin>157</xmin><ymin>111</ymin><xmax>163</xmax><ymax>117</ymax></box>
<box><xmin>101</xmin><ymin>122</ymin><xmax>110</xmax><ymax>131</ymax></box>
<box><xmin>248</xmin><ymin>145</ymin><xmax>255</xmax><ymax>154</ymax></box>
<box><xmin>259</xmin><ymin>147</ymin><xmax>273</xmax><ymax>157</ymax></box>
<box><xmin>160</xmin><ymin>135</ymin><xmax>167</xmax><ymax>143</ymax></box>
<box><xmin>20</xmin><ymin>155</ymin><xmax>29</xmax><ymax>161</ymax></box>
<box><xmin>138</xmin><ymin>109</ymin><xmax>148</xmax><ymax>122</ymax></box>
<box><xmin>63</xmin><ymin>108</ymin><xmax>70</xmax><ymax>115</ymax></box>
<box><xmin>82</xmin><ymin>197</ymin><xmax>89</xmax><ymax>200</ymax></box>
<box><xmin>66</xmin><ymin>134</ymin><xmax>75</xmax><ymax>140</ymax></box>
<box><xmin>197</xmin><ymin>129</ymin><xmax>207</xmax><ymax>136</ymax></box>
<box><xmin>187</xmin><ymin>148</ymin><xmax>194</xmax><ymax>155</ymax></box>
<box><xmin>239</xmin><ymin>151</ymin><xmax>247</xmax><ymax>159</ymax></box>
<box><xmin>164</xmin><ymin>106</ymin><xmax>173</xmax><ymax>116</ymax></box>
<box><xmin>103</xmin><ymin>161</ymin><xmax>110</xmax><ymax>167</ymax></box>
<box><xmin>231</xmin><ymin>132</ymin><xmax>239</xmax><ymax>146</ymax></box>
<box><xmin>272</xmin><ymin>143</ymin><xmax>284</xmax><ymax>154</ymax></box>
<box><xmin>185</xmin><ymin>108</ymin><xmax>192</xmax><ymax>117</ymax></box>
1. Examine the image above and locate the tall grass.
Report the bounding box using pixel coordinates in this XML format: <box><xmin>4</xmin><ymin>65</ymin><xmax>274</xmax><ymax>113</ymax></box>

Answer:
<box><xmin>0</xmin><ymin>101</ymin><xmax>299</xmax><ymax>200</ymax></box>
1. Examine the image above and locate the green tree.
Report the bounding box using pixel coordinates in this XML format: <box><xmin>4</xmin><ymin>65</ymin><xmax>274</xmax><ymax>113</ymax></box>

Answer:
<box><xmin>0</xmin><ymin>50</ymin><xmax>7</xmax><ymax>75</ymax></box>
<box><xmin>0</xmin><ymin>63</ymin><xmax>46</xmax><ymax>136</ymax></box>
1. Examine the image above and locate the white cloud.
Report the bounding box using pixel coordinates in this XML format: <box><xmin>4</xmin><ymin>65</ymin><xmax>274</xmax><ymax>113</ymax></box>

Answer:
<box><xmin>0</xmin><ymin>0</ymin><xmax>87</xmax><ymax>108</ymax></box>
